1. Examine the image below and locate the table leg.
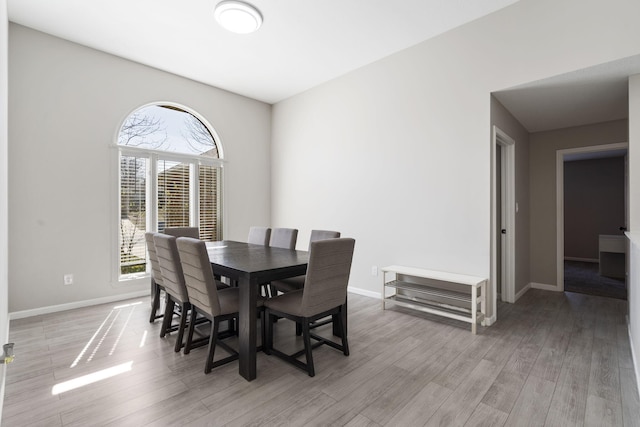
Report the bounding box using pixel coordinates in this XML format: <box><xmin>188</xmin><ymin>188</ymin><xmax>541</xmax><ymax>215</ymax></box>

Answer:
<box><xmin>238</xmin><ymin>274</ymin><xmax>258</xmax><ymax>381</ymax></box>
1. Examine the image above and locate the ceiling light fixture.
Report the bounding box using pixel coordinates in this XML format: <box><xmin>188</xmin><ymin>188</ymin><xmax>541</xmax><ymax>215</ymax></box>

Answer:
<box><xmin>214</xmin><ymin>1</ymin><xmax>263</xmax><ymax>34</ymax></box>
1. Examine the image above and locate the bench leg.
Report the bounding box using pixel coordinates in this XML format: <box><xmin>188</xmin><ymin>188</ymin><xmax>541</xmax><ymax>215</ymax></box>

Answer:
<box><xmin>471</xmin><ymin>286</ymin><xmax>477</xmax><ymax>335</ymax></box>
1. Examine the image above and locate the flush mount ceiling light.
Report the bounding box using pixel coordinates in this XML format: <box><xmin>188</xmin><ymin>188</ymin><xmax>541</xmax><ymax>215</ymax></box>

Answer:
<box><xmin>214</xmin><ymin>1</ymin><xmax>263</xmax><ymax>34</ymax></box>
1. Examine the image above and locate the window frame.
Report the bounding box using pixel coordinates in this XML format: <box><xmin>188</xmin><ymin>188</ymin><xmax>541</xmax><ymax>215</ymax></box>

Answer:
<box><xmin>113</xmin><ymin>103</ymin><xmax>224</xmax><ymax>284</ymax></box>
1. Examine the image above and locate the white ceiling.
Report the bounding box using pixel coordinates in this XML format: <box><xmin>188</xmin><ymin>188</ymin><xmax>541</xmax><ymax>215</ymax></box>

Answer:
<box><xmin>8</xmin><ymin>0</ymin><xmax>640</xmax><ymax>132</ymax></box>
<box><xmin>494</xmin><ymin>54</ymin><xmax>640</xmax><ymax>133</ymax></box>
<box><xmin>8</xmin><ymin>0</ymin><xmax>519</xmax><ymax>104</ymax></box>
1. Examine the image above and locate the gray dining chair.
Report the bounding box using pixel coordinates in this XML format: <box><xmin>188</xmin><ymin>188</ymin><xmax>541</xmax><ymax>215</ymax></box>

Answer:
<box><xmin>263</xmin><ymin>228</ymin><xmax>299</xmax><ymax>297</ymax></box>
<box><xmin>177</xmin><ymin>237</ymin><xmax>266</xmax><ymax>373</ymax></box>
<box><xmin>247</xmin><ymin>226</ymin><xmax>271</xmax><ymax>245</ymax></box>
<box><xmin>269</xmin><ymin>227</ymin><xmax>298</xmax><ymax>250</ymax></box>
<box><xmin>270</xmin><ymin>230</ymin><xmax>340</xmax><ymax>295</ymax></box>
<box><xmin>154</xmin><ymin>233</ymin><xmax>192</xmax><ymax>352</ymax></box>
<box><xmin>146</xmin><ymin>232</ymin><xmax>166</xmax><ymax>323</ymax></box>
<box><xmin>154</xmin><ymin>233</ymin><xmax>220</xmax><ymax>352</ymax></box>
<box><xmin>264</xmin><ymin>237</ymin><xmax>355</xmax><ymax>377</ymax></box>
<box><xmin>163</xmin><ymin>226</ymin><xmax>200</xmax><ymax>239</ymax></box>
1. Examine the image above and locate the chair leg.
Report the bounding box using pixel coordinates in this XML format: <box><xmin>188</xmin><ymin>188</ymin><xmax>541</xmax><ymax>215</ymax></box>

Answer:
<box><xmin>205</xmin><ymin>320</ymin><xmax>220</xmax><ymax>374</ymax></box>
<box><xmin>184</xmin><ymin>307</ymin><xmax>198</xmax><ymax>355</ymax></box>
<box><xmin>295</xmin><ymin>321</ymin><xmax>302</xmax><ymax>336</ymax></box>
<box><xmin>339</xmin><ymin>306</ymin><xmax>349</xmax><ymax>356</ymax></box>
<box><xmin>333</xmin><ymin>300</ymin><xmax>347</xmax><ymax>337</ymax></box>
<box><xmin>149</xmin><ymin>281</ymin><xmax>161</xmax><ymax>323</ymax></box>
<box><xmin>264</xmin><ymin>311</ymin><xmax>274</xmax><ymax>355</ymax></box>
<box><xmin>302</xmin><ymin>319</ymin><xmax>315</xmax><ymax>377</ymax></box>
<box><xmin>174</xmin><ymin>303</ymin><xmax>188</xmax><ymax>353</ymax></box>
<box><xmin>160</xmin><ymin>296</ymin><xmax>174</xmax><ymax>338</ymax></box>
<box><xmin>260</xmin><ymin>283</ymin><xmax>271</xmax><ymax>298</ymax></box>
<box><xmin>268</xmin><ymin>284</ymin><xmax>277</xmax><ymax>297</ymax></box>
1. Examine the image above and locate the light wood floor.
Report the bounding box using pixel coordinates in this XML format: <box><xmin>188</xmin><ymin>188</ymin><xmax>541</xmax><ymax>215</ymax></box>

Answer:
<box><xmin>2</xmin><ymin>289</ymin><xmax>640</xmax><ymax>426</ymax></box>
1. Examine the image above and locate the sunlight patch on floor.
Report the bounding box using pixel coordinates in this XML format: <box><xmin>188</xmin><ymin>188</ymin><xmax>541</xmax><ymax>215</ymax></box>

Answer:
<box><xmin>51</xmin><ymin>361</ymin><xmax>133</xmax><ymax>395</ymax></box>
<box><xmin>70</xmin><ymin>301</ymin><xmax>143</xmax><ymax>367</ymax></box>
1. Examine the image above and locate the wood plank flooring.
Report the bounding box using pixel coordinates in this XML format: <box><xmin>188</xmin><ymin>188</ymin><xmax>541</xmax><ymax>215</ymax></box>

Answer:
<box><xmin>2</xmin><ymin>289</ymin><xmax>640</xmax><ymax>426</ymax></box>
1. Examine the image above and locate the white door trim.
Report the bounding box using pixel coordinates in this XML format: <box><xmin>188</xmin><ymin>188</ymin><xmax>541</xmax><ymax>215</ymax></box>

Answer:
<box><xmin>492</xmin><ymin>126</ymin><xmax>516</xmax><ymax>311</ymax></box>
<box><xmin>556</xmin><ymin>142</ymin><xmax>629</xmax><ymax>292</ymax></box>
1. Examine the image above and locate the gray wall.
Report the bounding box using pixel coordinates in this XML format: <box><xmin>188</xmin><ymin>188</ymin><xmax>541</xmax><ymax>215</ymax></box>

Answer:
<box><xmin>564</xmin><ymin>157</ymin><xmax>625</xmax><ymax>260</ymax></box>
<box><xmin>529</xmin><ymin>120</ymin><xmax>628</xmax><ymax>286</ymax></box>
<box><xmin>8</xmin><ymin>24</ymin><xmax>272</xmax><ymax>313</ymax></box>
<box><xmin>491</xmin><ymin>97</ymin><xmax>530</xmax><ymax>299</ymax></box>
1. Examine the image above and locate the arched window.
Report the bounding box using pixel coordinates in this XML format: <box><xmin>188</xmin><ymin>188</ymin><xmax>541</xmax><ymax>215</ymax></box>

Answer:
<box><xmin>117</xmin><ymin>104</ymin><xmax>223</xmax><ymax>278</ymax></box>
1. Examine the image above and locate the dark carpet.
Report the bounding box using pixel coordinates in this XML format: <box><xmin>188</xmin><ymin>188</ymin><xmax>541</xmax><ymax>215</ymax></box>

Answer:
<box><xmin>564</xmin><ymin>260</ymin><xmax>627</xmax><ymax>300</ymax></box>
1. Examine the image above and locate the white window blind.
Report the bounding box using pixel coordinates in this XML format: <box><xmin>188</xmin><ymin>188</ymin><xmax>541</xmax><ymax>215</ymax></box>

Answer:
<box><xmin>199</xmin><ymin>164</ymin><xmax>219</xmax><ymax>241</ymax></box>
<box><xmin>157</xmin><ymin>160</ymin><xmax>190</xmax><ymax>231</ymax></box>
<box><xmin>119</xmin><ymin>155</ymin><xmax>148</xmax><ymax>275</ymax></box>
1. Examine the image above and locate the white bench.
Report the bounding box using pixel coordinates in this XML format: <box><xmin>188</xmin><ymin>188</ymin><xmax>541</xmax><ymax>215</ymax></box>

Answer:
<box><xmin>381</xmin><ymin>265</ymin><xmax>487</xmax><ymax>334</ymax></box>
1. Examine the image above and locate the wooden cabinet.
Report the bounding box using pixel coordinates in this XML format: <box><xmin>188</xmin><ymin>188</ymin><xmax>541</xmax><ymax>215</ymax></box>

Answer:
<box><xmin>381</xmin><ymin>265</ymin><xmax>487</xmax><ymax>334</ymax></box>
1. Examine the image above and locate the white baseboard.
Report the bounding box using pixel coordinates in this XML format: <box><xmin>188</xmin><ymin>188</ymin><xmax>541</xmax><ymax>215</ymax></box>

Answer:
<box><xmin>483</xmin><ymin>314</ymin><xmax>497</xmax><ymax>326</ymax></box>
<box><xmin>11</xmin><ymin>287</ymin><xmax>382</xmax><ymax>320</ymax></box>
<box><xmin>514</xmin><ymin>283</ymin><xmax>531</xmax><ymax>302</ymax></box>
<box><xmin>348</xmin><ymin>286</ymin><xmax>381</xmax><ymax>299</ymax></box>
<box><xmin>9</xmin><ymin>290</ymin><xmax>150</xmax><ymax>320</ymax></box>
<box><xmin>530</xmin><ymin>282</ymin><xmax>561</xmax><ymax>292</ymax></box>
<box><xmin>564</xmin><ymin>257</ymin><xmax>598</xmax><ymax>263</ymax></box>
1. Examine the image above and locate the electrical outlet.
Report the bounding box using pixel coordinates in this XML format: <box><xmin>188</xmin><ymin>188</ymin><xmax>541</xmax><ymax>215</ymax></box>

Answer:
<box><xmin>371</xmin><ymin>266</ymin><xmax>378</xmax><ymax>276</ymax></box>
<box><xmin>63</xmin><ymin>274</ymin><xmax>74</xmax><ymax>285</ymax></box>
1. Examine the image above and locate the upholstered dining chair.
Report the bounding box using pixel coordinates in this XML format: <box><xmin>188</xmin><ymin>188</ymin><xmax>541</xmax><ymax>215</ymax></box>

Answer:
<box><xmin>263</xmin><ymin>228</ymin><xmax>299</xmax><ymax>297</ymax></box>
<box><xmin>269</xmin><ymin>228</ymin><xmax>298</xmax><ymax>250</ymax></box>
<box><xmin>247</xmin><ymin>226</ymin><xmax>271</xmax><ymax>245</ymax></box>
<box><xmin>264</xmin><ymin>238</ymin><xmax>355</xmax><ymax>377</ymax></box>
<box><xmin>177</xmin><ymin>237</ymin><xmax>265</xmax><ymax>373</ymax></box>
<box><xmin>146</xmin><ymin>232</ymin><xmax>166</xmax><ymax>323</ymax></box>
<box><xmin>153</xmin><ymin>233</ymin><xmax>216</xmax><ymax>352</ymax></box>
<box><xmin>163</xmin><ymin>226</ymin><xmax>200</xmax><ymax>239</ymax></box>
<box><xmin>270</xmin><ymin>230</ymin><xmax>340</xmax><ymax>295</ymax></box>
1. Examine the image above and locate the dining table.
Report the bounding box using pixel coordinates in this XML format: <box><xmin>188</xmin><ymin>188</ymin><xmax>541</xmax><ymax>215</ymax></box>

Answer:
<box><xmin>205</xmin><ymin>240</ymin><xmax>309</xmax><ymax>381</ymax></box>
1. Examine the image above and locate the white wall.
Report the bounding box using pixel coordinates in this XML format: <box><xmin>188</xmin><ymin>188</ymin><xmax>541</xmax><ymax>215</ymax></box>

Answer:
<box><xmin>629</xmin><ymin>74</ymin><xmax>640</xmax><ymax>393</ymax></box>
<box><xmin>271</xmin><ymin>0</ymin><xmax>640</xmax><ymax>321</ymax></box>
<box><xmin>0</xmin><ymin>0</ymin><xmax>8</xmax><ymax>417</ymax></box>
<box><xmin>8</xmin><ymin>24</ymin><xmax>272</xmax><ymax>313</ymax></box>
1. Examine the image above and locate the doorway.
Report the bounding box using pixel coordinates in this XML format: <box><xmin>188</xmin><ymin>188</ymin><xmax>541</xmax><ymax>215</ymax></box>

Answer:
<box><xmin>556</xmin><ymin>143</ymin><xmax>628</xmax><ymax>299</ymax></box>
<box><xmin>492</xmin><ymin>126</ymin><xmax>515</xmax><ymax>305</ymax></box>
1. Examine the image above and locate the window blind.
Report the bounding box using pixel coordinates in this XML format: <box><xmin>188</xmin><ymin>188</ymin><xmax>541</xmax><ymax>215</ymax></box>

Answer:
<box><xmin>119</xmin><ymin>155</ymin><xmax>147</xmax><ymax>274</ymax></box>
<box><xmin>199</xmin><ymin>165</ymin><xmax>219</xmax><ymax>241</ymax></box>
<box><xmin>157</xmin><ymin>160</ymin><xmax>190</xmax><ymax>231</ymax></box>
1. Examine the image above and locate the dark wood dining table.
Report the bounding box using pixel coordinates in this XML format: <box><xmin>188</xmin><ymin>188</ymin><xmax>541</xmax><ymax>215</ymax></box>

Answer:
<box><xmin>205</xmin><ymin>240</ymin><xmax>309</xmax><ymax>381</ymax></box>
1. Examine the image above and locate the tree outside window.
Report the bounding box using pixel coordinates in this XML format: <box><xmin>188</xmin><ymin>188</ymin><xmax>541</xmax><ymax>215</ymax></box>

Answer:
<box><xmin>117</xmin><ymin>104</ymin><xmax>221</xmax><ymax>277</ymax></box>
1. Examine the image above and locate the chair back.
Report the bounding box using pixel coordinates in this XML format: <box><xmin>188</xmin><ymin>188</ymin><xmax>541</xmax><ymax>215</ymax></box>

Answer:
<box><xmin>176</xmin><ymin>237</ymin><xmax>221</xmax><ymax>317</ymax></box>
<box><xmin>163</xmin><ymin>227</ymin><xmax>200</xmax><ymax>239</ymax></box>
<box><xmin>309</xmin><ymin>230</ymin><xmax>340</xmax><ymax>244</ymax></box>
<box><xmin>153</xmin><ymin>233</ymin><xmax>189</xmax><ymax>303</ymax></box>
<box><xmin>145</xmin><ymin>232</ymin><xmax>163</xmax><ymax>286</ymax></box>
<box><xmin>270</xmin><ymin>228</ymin><xmax>298</xmax><ymax>250</ymax></box>
<box><xmin>248</xmin><ymin>226</ymin><xmax>271</xmax><ymax>245</ymax></box>
<box><xmin>300</xmin><ymin>238</ymin><xmax>355</xmax><ymax>316</ymax></box>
